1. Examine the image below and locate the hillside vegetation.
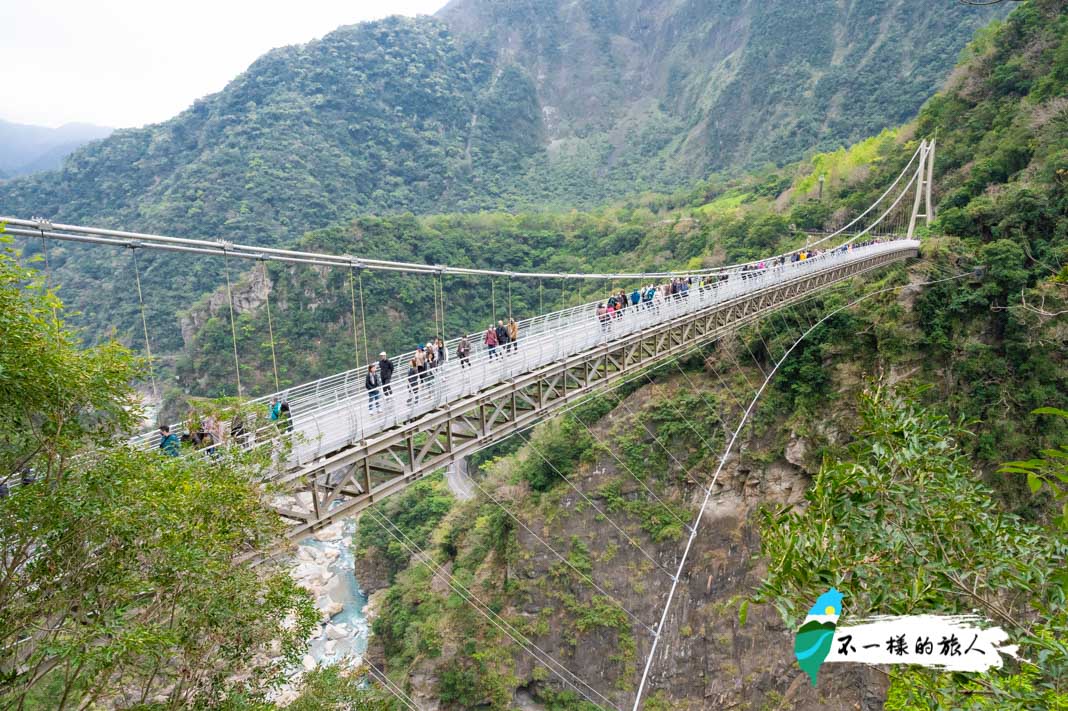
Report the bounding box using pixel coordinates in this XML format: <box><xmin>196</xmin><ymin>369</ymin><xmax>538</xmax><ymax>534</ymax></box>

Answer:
<box><xmin>344</xmin><ymin>2</ymin><xmax>1068</xmax><ymax>708</ymax></box>
<box><xmin>0</xmin><ymin>2</ymin><xmax>1005</xmax><ymax>350</ymax></box>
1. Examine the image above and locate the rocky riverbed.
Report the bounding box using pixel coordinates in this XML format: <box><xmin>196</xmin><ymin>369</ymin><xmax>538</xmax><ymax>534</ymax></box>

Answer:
<box><xmin>271</xmin><ymin>518</ymin><xmax>370</xmax><ymax>706</ymax></box>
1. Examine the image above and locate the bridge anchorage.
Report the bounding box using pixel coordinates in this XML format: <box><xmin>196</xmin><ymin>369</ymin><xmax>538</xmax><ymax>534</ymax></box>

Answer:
<box><xmin>3</xmin><ymin>140</ymin><xmax>937</xmax><ymax>543</ymax></box>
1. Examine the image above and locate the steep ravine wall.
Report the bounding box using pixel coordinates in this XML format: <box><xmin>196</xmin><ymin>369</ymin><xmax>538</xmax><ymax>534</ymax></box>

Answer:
<box><xmin>354</xmin><ymin>364</ymin><xmax>890</xmax><ymax>709</ymax></box>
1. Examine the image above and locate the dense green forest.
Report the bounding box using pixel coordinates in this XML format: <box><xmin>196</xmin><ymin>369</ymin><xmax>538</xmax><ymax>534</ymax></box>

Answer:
<box><xmin>343</xmin><ymin>2</ymin><xmax>1068</xmax><ymax>708</ymax></box>
<box><xmin>0</xmin><ymin>2</ymin><xmax>1003</xmax><ymax>351</ymax></box>
<box><xmin>1</xmin><ymin>0</ymin><xmax>1066</xmax><ymax>708</ymax></box>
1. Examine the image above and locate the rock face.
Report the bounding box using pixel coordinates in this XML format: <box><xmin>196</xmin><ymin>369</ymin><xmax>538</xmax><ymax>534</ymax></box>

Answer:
<box><xmin>368</xmin><ymin>374</ymin><xmax>885</xmax><ymax>709</ymax></box>
<box><xmin>180</xmin><ymin>265</ymin><xmax>271</xmax><ymax>349</ymax></box>
<box><xmin>353</xmin><ymin>542</ymin><xmax>394</xmax><ymax>596</ymax></box>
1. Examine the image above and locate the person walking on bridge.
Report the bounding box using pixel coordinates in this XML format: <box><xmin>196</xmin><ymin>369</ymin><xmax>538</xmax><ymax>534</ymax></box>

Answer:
<box><xmin>365</xmin><ymin>363</ymin><xmax>383</xmax><ymax>413</ymax></box>
<box><xmin>484</xmin><ymin>325</ymin><xmax>499</xmax><ymax>359</ymax></box>
<box><xmin>496</xmin><ymin>320</ymin><xmax>511</xmax><ymax>354</ymax></box>
<box><xmin>279</xmin><ymin>399</ymin><xmax>293</xmax><ymax>432</ymax></box>
<box><xmin>378</xmin><ymin>352</ymin><xmax>394</xmax><ymax>397</ymax></box>
<box><xmin>457</xmin><ymin>335</ymin><xmax>471</xmax><ymax>369</ymax></box>
<box><xmin>406</xmin><ymin>357</ymin><xmax>420</xmax><ymax>404</ymax></box>
<box><xmin>507</xmin><ymin>318</ymin><xmax>519</xmax><ymax>353</ymax></box>
<box><xmin>415</xmin><ymin>346</ymin><xmax>430</xmax><ymax>389</ymax></box>
<box><xmin>159</xmin><ymin>425</ymin><xmax>180</xmax><ymax>457</ymax></box>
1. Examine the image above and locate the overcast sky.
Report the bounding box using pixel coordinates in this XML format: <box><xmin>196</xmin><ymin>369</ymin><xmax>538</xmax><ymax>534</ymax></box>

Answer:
<box><xmin>3</xmin><ymin>0</ymin><xmax>447</xmax><ymax>129</ymax></box>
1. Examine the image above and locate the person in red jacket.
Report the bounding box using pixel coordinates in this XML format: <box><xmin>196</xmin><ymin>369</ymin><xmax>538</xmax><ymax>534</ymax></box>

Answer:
<box><xmin>484</xmin><ymin>324</ymin><xmax>499</xmax><ymax>359</ymax></box>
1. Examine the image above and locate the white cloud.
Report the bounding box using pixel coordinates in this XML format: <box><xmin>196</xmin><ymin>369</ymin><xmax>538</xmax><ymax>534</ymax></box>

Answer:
<box><xmin>2</xmin><ymin>0</ymin><xmax>446</xmax><ymax>129</ymax></box>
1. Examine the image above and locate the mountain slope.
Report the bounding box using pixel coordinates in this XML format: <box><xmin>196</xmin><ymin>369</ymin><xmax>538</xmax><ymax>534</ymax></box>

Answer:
<box><xmin>349</xmin><ymin>3</ymin><xmax>1068</xmax><ymax>707</ymax></box>
<box><xmin>439</xmin><ymin>0</ymin><xmax>1007</xmax><ymax>197</ymax></box>
<box><xmin>0</xmin><ymin>17</ymin><xmax>540</xmax><ymax>240</ymax></box>
<box><xmin>0</xmin><ymin>2</ymin><xmax>1006</xmax><ymax>352</ymax></box>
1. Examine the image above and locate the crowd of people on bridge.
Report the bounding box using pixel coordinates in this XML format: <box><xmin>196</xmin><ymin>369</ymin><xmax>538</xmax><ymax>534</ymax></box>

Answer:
<box><xmin>158</xmin><ymin>238</ymin><xmax>893</xmax><ymax>458</ymax></box>
<box><xmin>157</xmin><ymin>397</ymin><xmax>290</xmax><ymax>458</ymax></box>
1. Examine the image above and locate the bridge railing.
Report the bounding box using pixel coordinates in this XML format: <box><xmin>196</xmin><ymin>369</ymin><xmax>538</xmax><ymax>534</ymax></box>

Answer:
<box><xmin>137</xmin><ymin>240</ymin><xmax>918</xmax><ymax>471</ymax></box>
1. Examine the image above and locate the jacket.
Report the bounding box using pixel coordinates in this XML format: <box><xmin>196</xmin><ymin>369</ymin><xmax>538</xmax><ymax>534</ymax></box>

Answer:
<box><xmin>378</xmin><ymin>359</ymin><xmax>394</xmax><ymax>383</ymax></box>
<box><xmin>365</xmin><ymin>371</ymin><xmax>382</xmax><ymax>390</ymax></box>
<box><xmin>484</xmin><ymin>329</ymin><xmax>498</xmax><ymax>346</ymax></box>
<box><xmin>159</xmin><ymin>433</ymin><xmax>180</xmax><ymax>457</ymax></box>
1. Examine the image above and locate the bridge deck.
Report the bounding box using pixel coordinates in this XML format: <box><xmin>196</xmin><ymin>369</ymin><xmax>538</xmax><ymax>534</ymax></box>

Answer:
<box><xmin>281</xmin><ymin>241</ymin><xmax>915</xmax><ymax>466</ymax></box>
<box><xmin>257</xmin><ymin>240</ymin><xmax>918</xmax><ymax>538</ymax></box>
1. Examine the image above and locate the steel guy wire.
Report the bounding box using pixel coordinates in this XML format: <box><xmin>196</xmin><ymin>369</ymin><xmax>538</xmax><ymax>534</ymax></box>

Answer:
<box><xmin>362</xmin><ymin>658</ymin><xmax>421</xmax><ymax>711</ymax></box>
<box><xmin>630</xmin><ymin>269</ymin><xmax>974</xmax><ymax>710</ymax></box>
<box><xmin>365</xmin><ymin>507</ymin><xmax>619</xmax><ymax>710</ymax></box>
<box><xmin>459</xmin><ymin>465</ymin><xmax>657</xmax><ymax>637</ymax></box>
<box><xmin>366</xmin><ymin>507</ymin><xmax>618</xmax><ymax>709</ymax></box>
<box><xmin>565</xmin><ymin>408</ymin><xmax>693</xmax><ymax>533</ymax></box>
<box><xmin>514</xmin><ymin>430</ymin><xmax>677</xmax><ymax>580</ymax></box>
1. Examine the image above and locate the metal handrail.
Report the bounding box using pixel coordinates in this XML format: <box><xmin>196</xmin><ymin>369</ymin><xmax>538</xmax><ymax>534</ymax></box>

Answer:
<box><xmin>138</xmin><ymin>240</ymin><xmax>918</xmax><ymax>472</ymax></box>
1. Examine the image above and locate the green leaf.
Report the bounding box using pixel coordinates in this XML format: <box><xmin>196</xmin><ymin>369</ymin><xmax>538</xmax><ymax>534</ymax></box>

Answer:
<box><xmin>1027</xmin><ymin>472</ymin><xmax>1044</xmax><ymax>495</ymax></box>
<box><xmin>738</xmin><ymin>599</ymin><xmax>750</xmax><ymax>627</ymax></box>
<box><xmin>1032</xmin><ymin>407</ymin><xmax>1068</xmax><ymax>419</ymax></box>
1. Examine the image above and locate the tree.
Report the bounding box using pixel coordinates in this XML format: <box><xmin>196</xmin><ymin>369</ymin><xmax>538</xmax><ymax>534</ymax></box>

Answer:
<box><xmin>1000</xmin><ymin>407</ymin><xmax>1068</xmax><ymax>530</ymax></box>
<box><xmin>754</xmin><ymin>387</ymin><xmax>1068</xmax><ymax>708</ymax></box>
<box><xmin>0</xmin><ymin>233</ymin><xmax>318</xmax><ymax>709</ymax></box>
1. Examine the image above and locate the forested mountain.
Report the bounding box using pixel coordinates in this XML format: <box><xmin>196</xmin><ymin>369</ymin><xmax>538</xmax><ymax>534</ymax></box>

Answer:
<box><xmin>0</xmin><ymin>2</ymin><xmax>1005</xmax><ymax>353</ymax></box>
<box><xmin>349</xmin><ymin>2</ymin><xmax>1068</xmax><ymax>708</ymax></box>
<box><xmin>3</xmin><ymin>1</ymin><xmax>1067</xmax><ymax>709</ymax></box>
<box><xmin>0</xmin><ymin>119</ymin><xmax>111</xmax><ymax>177</ymax></box>
<box><xmin>440</xmin><ymin>0</ymin><xmax>1007</xmax><ymax>197</ymax></box>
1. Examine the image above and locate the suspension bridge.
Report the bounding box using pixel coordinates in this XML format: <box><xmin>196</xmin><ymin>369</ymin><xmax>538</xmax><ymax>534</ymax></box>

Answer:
<box><xmin>5</xmin><ymin>139</ymin><xmax>939</xmax><ymax>710</ymax></box>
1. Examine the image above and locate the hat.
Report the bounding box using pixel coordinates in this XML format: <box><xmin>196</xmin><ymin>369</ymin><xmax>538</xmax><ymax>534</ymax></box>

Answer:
<box><xmin>379</xmin><ymin>352</ymin><xmax>387</xmax><ymax>357</ymax></box>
